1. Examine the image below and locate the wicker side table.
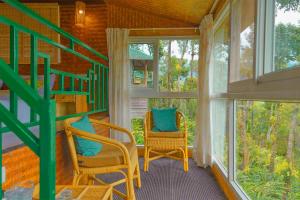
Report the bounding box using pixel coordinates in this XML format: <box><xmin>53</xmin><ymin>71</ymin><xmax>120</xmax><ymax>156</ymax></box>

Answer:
<box><xmin>33</xmin><ymin>185</ymin><xmax>113</xmax><ymax>200</ymax></box>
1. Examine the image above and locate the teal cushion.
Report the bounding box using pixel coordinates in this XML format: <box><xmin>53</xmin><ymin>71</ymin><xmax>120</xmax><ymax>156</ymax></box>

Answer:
<box><xmin>71</xmin><ymin>116</ymin><xmax>102</xmax><ymax>156</ymax></box>
<box><xmin>151</xmin><ymin>108</ymin><xmax>178</xmax><ymax>132</ymax></box>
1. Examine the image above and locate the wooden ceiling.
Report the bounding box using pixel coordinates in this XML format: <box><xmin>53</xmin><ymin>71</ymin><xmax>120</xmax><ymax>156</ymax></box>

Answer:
<box><xmin>105</xmin><ymin>0</ymin><xmax>215</xmax><ymax>25</ymax></box>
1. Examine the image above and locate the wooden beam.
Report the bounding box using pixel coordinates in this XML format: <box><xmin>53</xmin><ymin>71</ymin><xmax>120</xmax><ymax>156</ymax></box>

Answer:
<box><xmin>130</xmin><ymin>28</ymin><xmax>200</xmax><ymax>37</ymax></box>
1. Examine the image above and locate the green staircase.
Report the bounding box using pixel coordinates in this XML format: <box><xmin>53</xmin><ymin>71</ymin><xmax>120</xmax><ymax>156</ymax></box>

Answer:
<box><xmin>0</xmin><ymin>0</ymin><xmax>109</xmax><ymax>199</ymax></box>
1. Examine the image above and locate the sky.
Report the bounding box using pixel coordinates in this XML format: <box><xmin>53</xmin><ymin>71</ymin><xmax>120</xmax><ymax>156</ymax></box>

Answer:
<box><xmin>276</xmin><ymin>8</ymin><xmax>300</xmax><ymax>25</ymax></box>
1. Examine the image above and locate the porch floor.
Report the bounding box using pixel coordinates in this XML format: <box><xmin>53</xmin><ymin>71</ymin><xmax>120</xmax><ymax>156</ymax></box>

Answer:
<box><xmin>98</xmin><ymin>158</ymin><xmax>226</xmax><ymax>200</ymax></box>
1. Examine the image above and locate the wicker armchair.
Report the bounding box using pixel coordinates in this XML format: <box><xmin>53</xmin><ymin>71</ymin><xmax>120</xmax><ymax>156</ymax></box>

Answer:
<box><xmin>144</xmin><ymin>111</ymin><xmax>189</xmax><ymax>172</ymax></box>
<box><xmin>64</xmin><ymin>117</ymin><xmax>141</xmax><ymax>200</ymax></box>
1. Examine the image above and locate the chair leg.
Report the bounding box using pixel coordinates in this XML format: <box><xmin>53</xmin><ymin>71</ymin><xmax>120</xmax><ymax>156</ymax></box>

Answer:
<box><xmin>88</xmin><ymin>175</ymin><xmax>95</xmax><ymax>185</ymax></box>
<box><xmin>145</xmin><ymin>148</ymin><xmax>151</xmax><ymax>172</ymax></box>
<box><xmin>127</xmin><ymin>168</ymin><xmax>136</xmax><ymax>200</ymax></box>
<box><xmin>184</xmin><ymin>147</ymin><xmax>189</xmax><ymax>172</ymax></box>
<box><xmin>135</xmin><ymin>162</ymin><xmax>142</xmax><ymax>188</ymax></box>
<box><xmin>73</xmin><ymin>174</ymin><xmax>82</xmax><ymax>186</ymax></box>
<box><xmin>144</xmin><ymin>146</ymin><xmax>148</xmax><ymax>172</ymax></box>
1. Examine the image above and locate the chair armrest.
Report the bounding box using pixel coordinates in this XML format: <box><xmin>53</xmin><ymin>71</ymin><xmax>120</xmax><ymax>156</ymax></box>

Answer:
<box><xmin>66</xmin><ymin>126</ymin><xmax>132</xmax><ymax>165</ymax></box>
<box><xmin>178</xmin><ymin>112</ymin><xmax>188</xmax><ymax>138</ymax></box>
<box><xmin>89</xmin><ymin>119</ymin><xmax>136</xmax><ymax>144</ymax></box>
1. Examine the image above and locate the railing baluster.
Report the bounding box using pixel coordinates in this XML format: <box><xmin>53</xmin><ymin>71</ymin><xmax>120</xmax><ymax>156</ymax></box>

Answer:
<box><xmin>91</xmin><ymin>64</ymin><xmax>95</xmax><ymax>111</ymax></box>
<box><xmin>105</xmin><ymin>68</ymin><xmax>109</xmax><ymax>111</ymax></box>
<box><xmin>70</xmin><ymin>76</ymin><xmax>75</xmax><ymax>91</ymax></box>
<box><xmin>70</xmin><ymin>39</ymin><xmax>74</xmax><ymax>50</ymax></box>
<box><xmin>87</xmin><ymin>69</ymin><xmax>91</xmax><ymax>105</ymax></box>
<box><xmin>30</xmin><ymin>35</ymin><xmax>38</xmax><ymax>122</ymax></box>
<box><xmin>102</xmin><ymin>66</ymin><xmax>105</xmax><ymax>110</ymax></box>
<box><xmin>9</xmin><ymin>26</ymin><xmax>18</xmax><ymax>115</ymax></box>
<box><xmin>97</xmin><ymin>64</ymin><xmax>100</xmax><ymax>110</ymax></box>
<box><xmin>38</xmin><ymin>53</ymin><xmax>51</xmax><ymax>99</ymax></box>
<box><xmin>79</xmin><ymin>78</ymin><xmax>83</xmax><ymax>92</ymax></box>
<box><xmin>59</xmin><ymin>75</ymin><xmax>64</xmax><ymax>91</ymax></box>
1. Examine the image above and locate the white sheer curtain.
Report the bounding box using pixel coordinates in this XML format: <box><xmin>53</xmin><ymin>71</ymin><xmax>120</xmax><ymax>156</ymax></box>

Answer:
<box><xmin>106</xmin><ymin>28</ymin><xmax>131</xmax><ymax>142</ymax></box>
<box><xmin>193</xmin><ymin>15</ymin><xmax>214</xmax><ymax>167</ymax></box>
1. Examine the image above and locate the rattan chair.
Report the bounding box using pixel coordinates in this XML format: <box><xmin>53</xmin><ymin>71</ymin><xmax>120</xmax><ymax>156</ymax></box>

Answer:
<box><xmin>64</xmin><ymin>117</ymin><xmax>141</xmax><ymax>200</ymax></box>
<box><xmin>144</xmin><ymin>111</ymin><xmax>189</xmax><ymax>172</ymax></box>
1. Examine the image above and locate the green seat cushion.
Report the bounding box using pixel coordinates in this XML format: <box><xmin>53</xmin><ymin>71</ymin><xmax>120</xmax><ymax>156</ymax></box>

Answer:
<box><xmin>151</xmin><ymin>107</ymin><xmax>179</xmax><ymax>132</ymax></box>
<box><xmin>71</xmin><ymin>116</ymin><xmax>103</xmax><ymax>156</ymax></box>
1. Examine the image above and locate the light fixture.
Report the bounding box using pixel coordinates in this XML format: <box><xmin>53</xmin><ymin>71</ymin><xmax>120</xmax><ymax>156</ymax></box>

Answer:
<box><xmin>75</xmin><ymin>1</ymin><xmax>86</xmax><ymax>25</ymax></box>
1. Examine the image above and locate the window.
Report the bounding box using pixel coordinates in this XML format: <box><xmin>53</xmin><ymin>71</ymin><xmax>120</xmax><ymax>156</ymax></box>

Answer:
<box><xmin>158</xmin><ymin>40</ymin><xmax>199</xmax><ymax>93</ymax></box>
<box><xmin>131</xmin><ymin>98</ymin><xmax>197</xmax><ymax>146</ymax></box>
<box><xmin>211</xmin><ymin>99</ymin><xmax>228</xmax><ymax>171</ymax></box>
<box><xmin>211</xmin><ymin>10</ymin><xmax>230</xmax><ymax>172</ymax></box>
<box><xmin>235</xmin><ymin>100</ymin><xmax>300</xmax><ymax>199</ymax></box>
<box><xmin>211</xmin><ymin>0</ymin><xmax>300</xmax><ymax>199</ymax></box>
<box><xmin>230</xmin><ymin>0</ymin><xmax>255</xmax><ymax>82</ymax></box>
<box><xmin>273</xmin><ymin>1</ymin><xmax>300</xmax><ymax>72</ymax></box>
<box><xmin>129</xmin><ymin>38</ymin><xmax>199</xmax><ymax>146</ymax></box>
<box><xmin>212</xmin><ymin>13</ymin><xmax>230</xmax><ymax>94</ymax></box>
<box><xmin>129</xmin><ymin>43</ymin><xmax>154</xmax><ymax>88</ymax></box>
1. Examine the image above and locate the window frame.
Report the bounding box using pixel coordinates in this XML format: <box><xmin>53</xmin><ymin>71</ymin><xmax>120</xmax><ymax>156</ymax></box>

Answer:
<box><xmin>224</xmin><ymin>1</ymin><xmax>300</xmax><ymax>199</ymax></box>
<box><xmin>228</xmin><ymin>0</ymin><xmax>300</xmax><ymax>100</ymax></box>
<box><xmin>129</xmin><ymin>36</ymin><xmax>200</xmax><ymax>99</ymax></box>
<box><xmin>210</xmin><ymin>3</ymin><xmax>231</xmax><ymax>175</ymax></box>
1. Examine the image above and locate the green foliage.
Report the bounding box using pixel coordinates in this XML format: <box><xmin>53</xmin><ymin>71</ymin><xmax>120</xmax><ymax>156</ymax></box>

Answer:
<box><xmin>131</xmin><ymin>118</ymin><xmax>144</xmax><ymax>145</ymax></box>
<box><xmin>236</xmin><ymin>101</ymin><xmax>300</xmax><ymax>200</ymax></box>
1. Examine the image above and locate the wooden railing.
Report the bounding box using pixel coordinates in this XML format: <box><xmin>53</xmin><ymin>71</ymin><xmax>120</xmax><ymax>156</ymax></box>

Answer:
<box><xmin>0</xmin><ymin>0</ymin><xmax>109</xmax><ymax>199</ymax></box>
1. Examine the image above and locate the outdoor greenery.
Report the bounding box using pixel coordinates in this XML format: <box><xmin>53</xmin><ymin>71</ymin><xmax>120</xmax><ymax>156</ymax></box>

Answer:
<box><xmin>236</xmin><ymin>101</ymin><xmax>300</xmax><ymax>200</ymax></box>
<box><xmin>234</xmin><ymin>2</ymin><xmax>300</xmax><ymax>199</ymax></box>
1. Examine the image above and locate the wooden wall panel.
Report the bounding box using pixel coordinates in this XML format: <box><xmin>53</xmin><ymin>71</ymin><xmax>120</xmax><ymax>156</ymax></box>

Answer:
<box><xmin>0</xmin><ymin>3</ymin><xmax>60</xmax><ymax>64</ymax></box>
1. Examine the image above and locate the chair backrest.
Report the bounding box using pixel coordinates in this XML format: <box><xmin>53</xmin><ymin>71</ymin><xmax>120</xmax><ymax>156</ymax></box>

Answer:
<box><xmin>145</xmin><ymin>111</ymin><xmax>183</xmax><ymax>131</ymax></box>
<box><xmin>64</xmin><ymin>117</ymin><xmax>83</xmax><ymax>174</ymax></box>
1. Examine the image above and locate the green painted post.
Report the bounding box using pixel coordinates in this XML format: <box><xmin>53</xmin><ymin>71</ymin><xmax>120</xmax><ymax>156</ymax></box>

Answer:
<box><xmin>39</xmin><ymin>99</ymin><xmax>56</xmax><ymax>200</ymax></box>
<box><xmin>9</xmin><ymin>26</ymin><xmax>18</xmax><ymax>115</ymax></box>
<box><xmin>70</xmin><ymin>39</ymin><xmax>75</xmax><ymax>50</ymax></box>
<box><xmin>70</xmin><ymin>76</ymin><xmax>75</xmax><ymax>91</ymax></box>
<box><xmin>79</xmin><ymin>78</ymin><xmax>83</xmax><ymax>92</ymax></box>
<box><xmin>30</xmin><ymin>35</ymin><xmax>38</xmax><ymax>122</ymax></box>
<box><xmin>91</xmin><ymin>64</ymin><xmax>95</xmax><ymax>111</ymax></box>
<box><xmin>105</xmin><ymin>68</ymin><xmax>109</xmax><ymax>111</ymax></box>
<box><xmin>87</xmin><ymin>70</ymin><xmax>90</xmax><ymax>104</ymax></box>
<box><xmin>38</xmin><ymin>53</ymin><xmax>51</xmax><ymax>99</ymax></box>
<box><xmin>102</xmin><ymin>66</ymin><xmax>105</xmax><ymax>110</ymax></box>
<box><xmin>97</xmin><ymin>65</ymin><xmax>100</xmax><ymax>110</ymax></box>
<box><xmin>59</xmin><ymin>75</ymin><xmax>64</xmax><ymax>91</ymax></box>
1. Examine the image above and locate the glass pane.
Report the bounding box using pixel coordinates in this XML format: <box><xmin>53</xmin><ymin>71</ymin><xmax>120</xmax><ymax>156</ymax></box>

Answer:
<box><xmin>158</xmin><ymin>40</ymin><xmax>199</xmax><ymax>92</ymax></box>
<box><xmin>130</xmin><ymin>98</ymin><xmax>197</xmax><ymax>146</ymax></box>
<box><xmin>129</xmin><ymin>43</ymin><xmax>154</xmax><ymax>88</ymax></box>
<box><xmin>274</xmin><ymin>1</ymin><xmax>300</xmax><ymax>71</ymax></box>
<box><xmin>211</xmin><ymin>99</ymin><xmax>228</xmax><ymax>171</ymax></box>
<box><xmin>235</xmin><ymin>100</ymin><xmax>300</xmax><ymax>199</ymax></box>
<box><xmin>212</xmin><ymin>14</ymin><xmax>230</xmax><ymax>94</ymax></box>
<box><xmin>230</xmin><ymin>0</ymin><xmax>255</xmax><ymax>82</ymax></box>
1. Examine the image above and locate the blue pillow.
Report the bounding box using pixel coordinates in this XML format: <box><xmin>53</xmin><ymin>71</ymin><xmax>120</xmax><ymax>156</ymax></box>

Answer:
<box><xmin>71</xmin><ymin>116</ymin><xmax>102</xmax><ymax>156</ymax></box>
<box><xmin>151</xmin><ymin>108</ymin><xmax>178</xmax><ymax>132</ymax></box>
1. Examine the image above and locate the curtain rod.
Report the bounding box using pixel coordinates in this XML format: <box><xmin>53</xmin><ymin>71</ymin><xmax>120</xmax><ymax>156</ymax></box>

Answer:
<box><xmin>129</xmin><ymin>27</ymin><xmax>199</xmax><ymax>31</ymax></box>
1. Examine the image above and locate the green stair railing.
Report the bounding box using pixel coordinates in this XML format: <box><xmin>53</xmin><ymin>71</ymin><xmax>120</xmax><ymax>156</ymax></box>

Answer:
<box><xmin>0</xmin><ymin>0</ymin><xmax>109</xmax><ymax>199</ymax></box>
